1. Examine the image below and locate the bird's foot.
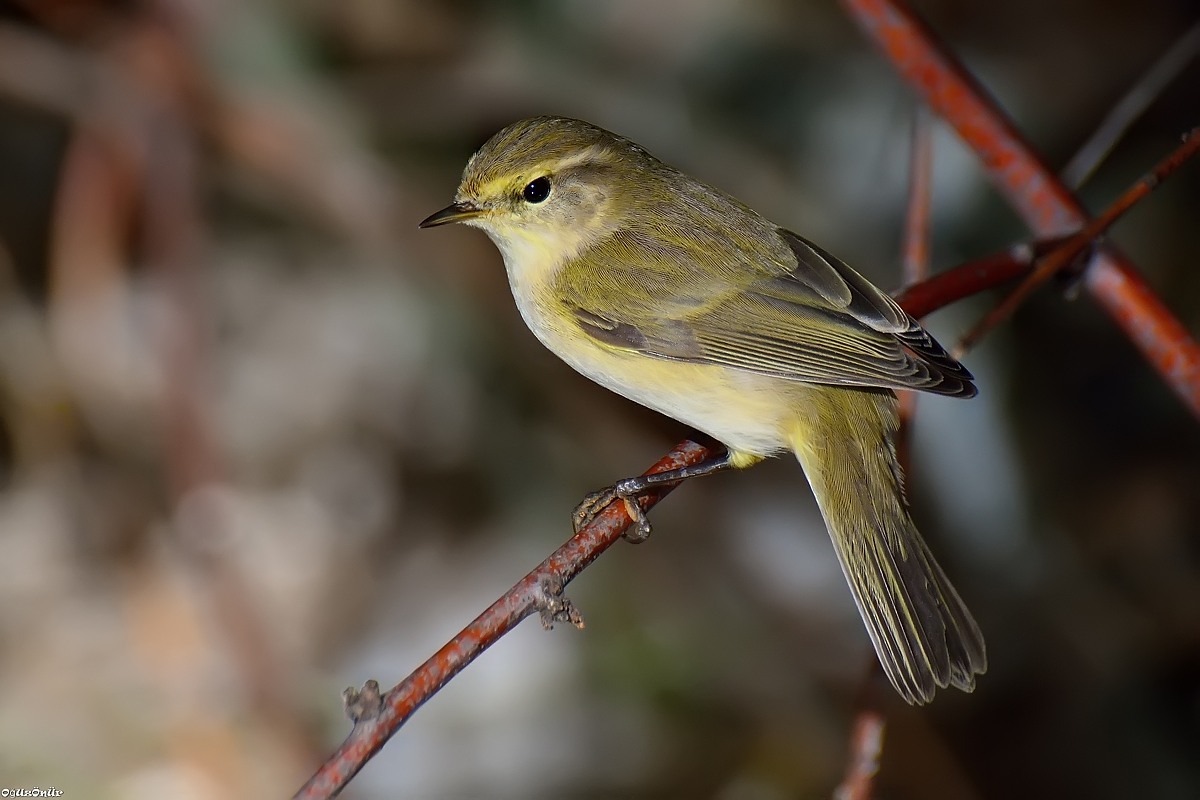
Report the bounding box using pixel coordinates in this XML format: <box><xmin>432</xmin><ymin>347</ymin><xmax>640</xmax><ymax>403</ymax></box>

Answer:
<box><xmin>571</xmin><ymin>477</ymin><xmax>654</xmax><ymax>543</ymax></box>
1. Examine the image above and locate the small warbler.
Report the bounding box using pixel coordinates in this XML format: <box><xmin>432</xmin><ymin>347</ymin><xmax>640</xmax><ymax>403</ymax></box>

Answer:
<box><xmin>421</xmin><ymin>116</ymin><xmax>985</xmax><ymax>705</ymax></box>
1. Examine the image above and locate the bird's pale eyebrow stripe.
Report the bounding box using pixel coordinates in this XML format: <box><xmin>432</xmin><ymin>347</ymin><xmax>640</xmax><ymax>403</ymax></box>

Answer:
<box><xmin>550</xmin><ymin>144</ymin><xmax>611</xmax><ymax>172</ymax></box>
<box><xmin>463</xmin><ymin>144</ymin><xmax>611</xmax><ymax>201</ymax></box>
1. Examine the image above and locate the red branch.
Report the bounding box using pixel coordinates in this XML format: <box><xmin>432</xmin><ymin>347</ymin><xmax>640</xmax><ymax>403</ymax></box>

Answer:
<box><xmin>894</xmin><ymin>239</ymin><xmax>1057</xmax><ymax>319</ymax></box>
<box><xmin>842</xmin><ymin>0</ymin><xmax>1200</xmax><ymax>418</ymax></box>
<box><xmin>956</xmin><ymin>128</ymin><xmax>1200</xmax><ymax>355</ymax></box>
<box><xmin>293</xmin><ymin>440</ymin><xmax>715</xmax><ymax>798</ymax></box>
<box><xmin>896</xmin><ymin>110</ymin><xmax>933</xmax><ymax>477</ymax></box>
<box><xmin>834</xmin><ymin>708</ymin><xmax>887</xmax><ymax>800</ymax></box>
<box><xmin>901</xmin><ymin>108</ymin><xmax>933</xmax><ymax>288</ymax></box>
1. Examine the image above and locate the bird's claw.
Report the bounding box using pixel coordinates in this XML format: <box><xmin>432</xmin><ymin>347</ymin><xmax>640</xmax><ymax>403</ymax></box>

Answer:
<box><xmin>571</xmin><ymin>487</ymin><xmax>615</xmax><ymax>533</ymax></box>
<box><xmin>571</xmin><ymin>481</ymin><xmax>654</xmax><ymax>543</ymax></box>
<box><xmin>619</xmin><ymin>496</ymin><xmax>652</xmax><ymax>542</ymax></box>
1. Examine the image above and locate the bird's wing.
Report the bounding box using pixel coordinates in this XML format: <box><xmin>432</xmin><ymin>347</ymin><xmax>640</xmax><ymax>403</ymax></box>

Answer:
<box><xmin>560</xmin><ymin>228</ymin><xmax>975</xmax><ymax>397</ymax></box>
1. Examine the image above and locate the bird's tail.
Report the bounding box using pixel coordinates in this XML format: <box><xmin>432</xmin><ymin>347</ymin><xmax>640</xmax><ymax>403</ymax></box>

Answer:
<box><xmin>788</xmin><ymin>385</ymin><xmax>986</xmax><ymax>704</ymax></box>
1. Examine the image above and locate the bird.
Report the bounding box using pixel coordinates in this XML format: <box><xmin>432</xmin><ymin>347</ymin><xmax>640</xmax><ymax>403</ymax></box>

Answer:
<box><xmin>420</xmin><ymin>116</ymin><xmax>986</xmax><ymax>704</ymax></box>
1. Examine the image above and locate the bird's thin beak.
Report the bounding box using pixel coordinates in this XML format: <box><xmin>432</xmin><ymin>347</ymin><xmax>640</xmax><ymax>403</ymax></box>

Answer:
<box><xmin>419</xmin><ymin>201</ymin><xmax>482</xmax><ymax>228</ymax></box>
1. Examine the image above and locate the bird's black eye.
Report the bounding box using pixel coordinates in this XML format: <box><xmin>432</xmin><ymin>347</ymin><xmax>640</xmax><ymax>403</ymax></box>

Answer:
<box><xmin>522</xmin><ymin>176</ymin><xmax>551</xmax><ymax>204</ymax></box>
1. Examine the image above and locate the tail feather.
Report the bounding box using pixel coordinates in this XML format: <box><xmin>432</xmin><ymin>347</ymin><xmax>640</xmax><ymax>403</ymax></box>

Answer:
<box><xmin>790</xmin><ymin>386</ymin><xmax>986</xmax><ymax>705</ymax></box>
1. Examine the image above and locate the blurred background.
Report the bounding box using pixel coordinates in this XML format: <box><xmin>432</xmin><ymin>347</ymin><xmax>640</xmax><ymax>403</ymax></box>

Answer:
<box><xmin>0</xmin><ymin>0</ymin><xmax>1198</xmax><ymax>798</ymax></box>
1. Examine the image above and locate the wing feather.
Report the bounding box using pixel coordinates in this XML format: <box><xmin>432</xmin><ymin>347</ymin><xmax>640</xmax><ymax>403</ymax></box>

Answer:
<box><xmin>560</xmin><ymin>224</ymin><xmax>976</xmax><ymax>398</ymax></box>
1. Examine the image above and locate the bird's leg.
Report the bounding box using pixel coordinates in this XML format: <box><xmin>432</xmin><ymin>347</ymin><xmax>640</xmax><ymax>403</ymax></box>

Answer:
<box><xmin>572</xmin><ymin>450</ymin><xmax>736</xmax><ymax>542</ymax></box>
